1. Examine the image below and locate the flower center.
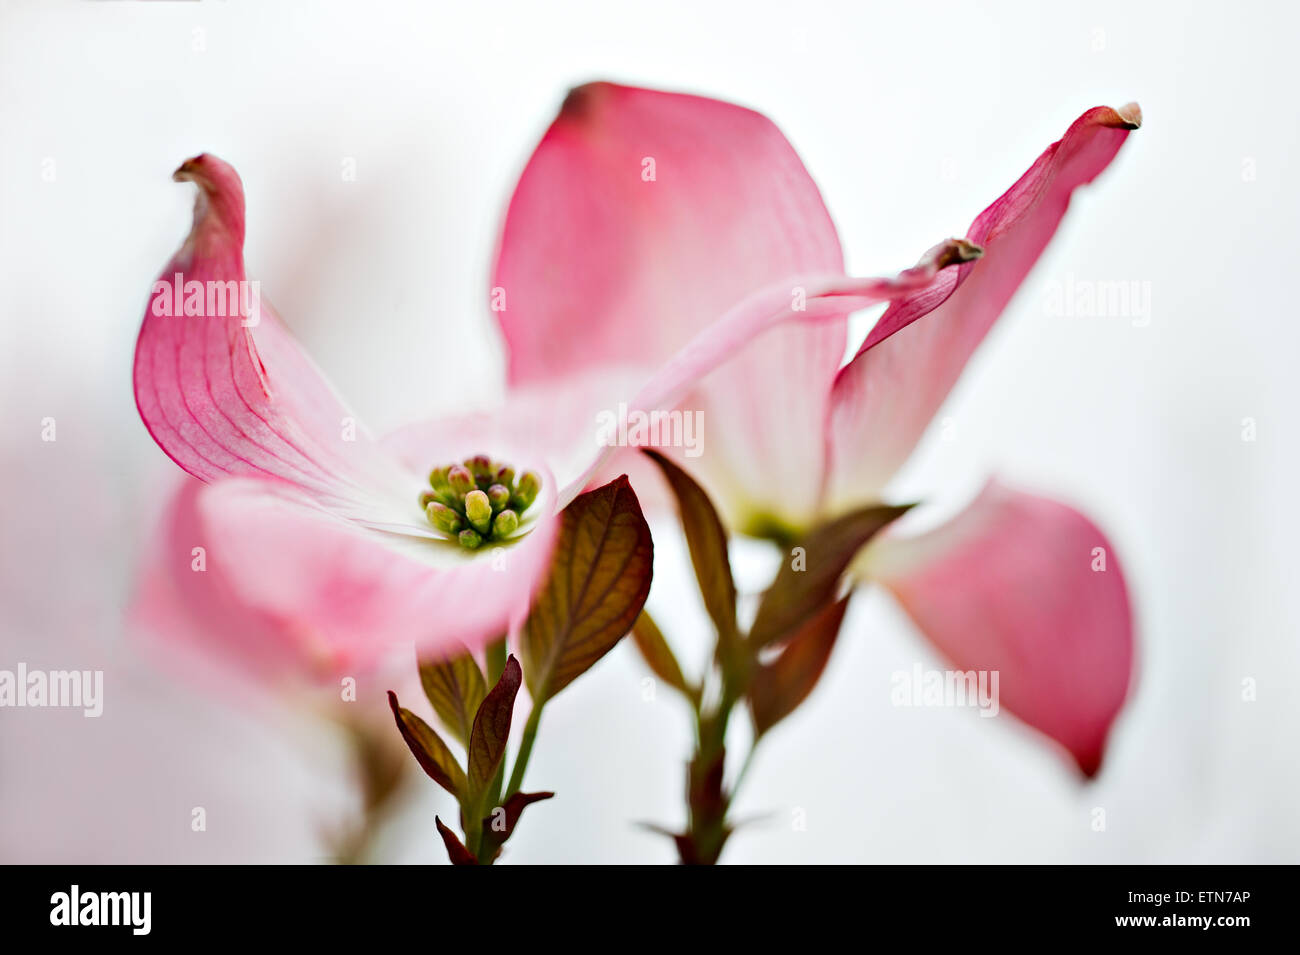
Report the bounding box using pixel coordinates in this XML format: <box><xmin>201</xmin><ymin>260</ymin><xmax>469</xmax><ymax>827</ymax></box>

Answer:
<box><xmin>419</xmin><ymin>454</ymin><xmax>541</xmax><ymax>550</ymax></box>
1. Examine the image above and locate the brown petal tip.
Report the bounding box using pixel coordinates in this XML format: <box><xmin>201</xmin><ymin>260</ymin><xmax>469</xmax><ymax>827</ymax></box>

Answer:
<box><xmin>934</xmin><ymin>237</ymin><xmax>984</xmax><ymax>269</ymax></box>
<box><xmin>560</xmin><ymin>81</ymin><xmax>615</xmax><ymax>122</ymax></box>
<box><xmin>1107</xmin><ymin>102</ymin><xmax>1142</xmax><ymax>130</ymax></box>
<box><xmin>172</xmin><ymin>154</ymin><xmax>208</xmax><ymax>184</ymax></box>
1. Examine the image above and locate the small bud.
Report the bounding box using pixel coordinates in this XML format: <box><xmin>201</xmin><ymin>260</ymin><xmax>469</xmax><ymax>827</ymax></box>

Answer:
<box><xmin>447</xmin><ymin>465</ymin><xmax>474</xmax><ymax>497</ymax></box>
<box><xmin>495</xmin><ymin>465</ymin><xmax>515</xmax><ymax>487</ymax></box>
<box><xmin>466</xmin><ymin>454</ymin><xmax>494</xmax><ymax>479</ymax></box>
<box><xmin>426</xmin><ymin>501</ymin><xmax>463</xmax><ymax>534</ymax></box>
<box><xmin>487</xmin><ymin>484</ymin><xmax>511</xmax><ymax>512</ymax></box>
<box><xmin>493</xmin><ymin>509</ymin><xmax>519</xmax><ymax>537</ymax></box>
<box><xmin>465</xmin><ymin>489</ymin><xmax>493</xmax><ymax>534</ymax></box>
<box><xmin>428</xmin><ymin>465</ymin><xmax>451</xmax><ymax>490</ymax></box>
<box><xmin>513</xmin><ymin>470</ymin><xmax>541</xmax><ymax>511</ymax></box>
<box><xmin>418</xmin><ymin>489</ymin><xmax>437</xmax><ymax>508</ymax></box>
<box><xmin>458</xmin><ymin>528</ymin><xmax>483</xmax><ymax>550</ymax></box>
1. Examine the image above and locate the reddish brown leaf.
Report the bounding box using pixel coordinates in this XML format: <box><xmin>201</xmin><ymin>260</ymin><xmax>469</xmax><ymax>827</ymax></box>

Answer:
<box><xmin>479</xmin><ymin>790</ymin><xmax>555</xmax><ymax>861</ymax></box>
<box><xmin>435</xmin><ymin>816</ymin><xmax>478</xmax><ymax>866</ymax></box>
<box><xmin>467</xmin><ymin>655</ymin><xmax>522</xmax><ymax>806</ymax></box>
<box><xmin>387</xmin><ymin>690</ymin><xmax>466</xmax><ymax>799</ymax></box>
<box><xmin>749</xmin><ymin>504</ymin><xmax>911</xmax><ymax>648</ymax></box>
<box><xmin>643</xmin><ymin>450</ymin><xmax>737</xmax><ymax>645</ymax></box>
<box><xmin>522</xmin><ymin>475</ymin><xmax>654</xmax><ymax>703</ymax></box>
<box><xmin>748</xmin><ymin>597</ymin><xmax>850</xmax><ymax>735</ymax></box>
<box><xmin>631</xmin><ymin>610</ymin><xmax>696</xmax><ymax>703</ymax></box>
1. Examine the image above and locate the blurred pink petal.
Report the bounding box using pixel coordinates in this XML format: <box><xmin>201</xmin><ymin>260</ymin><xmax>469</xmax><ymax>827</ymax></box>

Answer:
<box><xmin>136</xmin><ymin>477</ymin><xmax>301</xmax><ymax>682</ymax></box>
<box><xmin>865</xmin><ymin>482</ymin><xmax>1135</xmax><ymax>776</ymax></box>
<box><xmin>493</xmin><ymin>81</ymin><xmax>848</xmax><ymax>526</ymax></box>
<box><xmin>825</xmin><ymin>105</ymin><xmax>1141</xmax><ymax>510</ymax></box>
<box><xmin>137</xmin><ymin>474</ymin><xmax>557</xmax><ymax>682</ymax></box>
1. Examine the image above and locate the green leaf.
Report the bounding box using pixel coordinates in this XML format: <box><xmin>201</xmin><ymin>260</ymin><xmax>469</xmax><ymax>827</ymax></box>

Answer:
<box><xmin>418</xmin><ymin>646</ymin><xmax>487</xmax><ymax>747</ymax></box>
<box><xmin>643</xmin><ymin>450</ymin><xmax>737</xmax><ymax>645</ymax></box>
<box><xmin>631</xmin><ymin>610</ymin><xmax>696</xmax><ymax>704</ymax></box>
<box><xmin>435</xmin><ymin>816</ymin><xmax>478</xmax><ymax>866</ymax></box>
<box><xmin>387</xmin><ymin>691</ymin><xmax>467</xmax><ymax>799</ymax></box>
<box><xmin>467</xmin><ymin>655</ymin><xmax>522</xmax><ymax>807</ymax></box>
<box><xmin>748</xmin><ymin>597</ymin><xmax>849</xmax><ymax>736</ymax></box>
<box><xmin>478</xmin><ymin>791</ymin><xmax>554</xmax><ymax>862</ymax></box>
<box><xmin>748</xmin><ymin>503</ymin><xmax>912</xmax><ymax>649</ymax></box>
<box><xmin>522</xmin><ymin>475</ymin><xmax>654</xmax><ymax>704</ymax></box>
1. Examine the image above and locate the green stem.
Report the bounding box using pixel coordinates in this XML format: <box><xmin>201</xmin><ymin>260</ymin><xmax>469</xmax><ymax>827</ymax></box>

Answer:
<box><xmin>505</xmin><ymin>703</ymin><xmax>544</xmax><ymax>797</ymax></box>
<box><xmin>464</xmin><ymin>805</ymin><xmax>483</xmax><ymax>857</ymax></box>
<box><xmin>679</xmin><ymin>643</ymin><xmax>756</xmax><ymax>864</ymax></box>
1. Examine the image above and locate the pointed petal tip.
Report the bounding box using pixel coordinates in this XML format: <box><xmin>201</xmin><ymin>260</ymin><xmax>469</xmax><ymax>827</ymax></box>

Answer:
<box><xmin>942</xmin><ymin>237</ymin><xmax>984</xmax><ymax>266</ymax></box>
<box><xmin>915</xmin><ymin>237</ymin><xmax>984</xmax><ymax>273</ymax></box>
<box><xmin>166</xmin><ymin>153</ymin><xmax>246</xmax><ymax>244</ymax></box>
<box><xmin>559</xmin><ymin>81</ymin><xmax>617</xmax><ymax>120</ymax></box>
<box><xmin>171</xmin><ymin>153</ymin><xmax>241</xmax><ymax>190</ymax></box>
<box><xmin>171</xmin><ymin>155</ymin><xmax>205</xmax><ymax>183</ymax></box>
<box><xmin>1076</xmin><ymin>748</ymin><xmax>1104</xmax><ymax>779</ymax></box>
<box><xmin>1106</xmin><ymin>102</ymin><xmax>1142</xmax><ymax>130</ymax></box>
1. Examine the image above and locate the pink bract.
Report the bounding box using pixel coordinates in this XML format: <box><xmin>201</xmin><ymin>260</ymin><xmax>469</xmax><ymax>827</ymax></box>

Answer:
<box><xmin>491</xmin><ymin>83</ymin><xmax>1140</xmax><ymax>775</ymax></box>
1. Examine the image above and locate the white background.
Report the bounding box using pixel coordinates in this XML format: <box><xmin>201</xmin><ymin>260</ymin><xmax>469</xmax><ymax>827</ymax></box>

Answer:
<box><xmin>1</xmin><ymin>0</ymin><xmax>1297</xmax><ymax>863</ymax></box>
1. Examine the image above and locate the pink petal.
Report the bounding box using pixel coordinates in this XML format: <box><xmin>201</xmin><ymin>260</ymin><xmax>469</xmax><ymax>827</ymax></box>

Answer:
<box><xmin>136</xmin><ymin>474</ymin><xmax>559</xmax><ymax>684</ymax></box>
<box><xmin>558</xmin><ymin>240</ymin><xmax>980</xmax><ymax>517</ymax></box>
<box><xmin>493</xmin><ymin>82</ymin><xmax>849</xmax><ymax>525</ymax></box>
<box><xmin>133</xmin><ymin>155</ymin><xmax>413</xmax><ymax>527</ymax></box>
<box><xmin>825</xmin><ymin>105</ymin><xmax>1141</xmax><ymax>510</ymax></box>
<box><xmin>864</xmin><ymin>482</ymin><xmax>1134</xmax><ymax>777</ymax></box>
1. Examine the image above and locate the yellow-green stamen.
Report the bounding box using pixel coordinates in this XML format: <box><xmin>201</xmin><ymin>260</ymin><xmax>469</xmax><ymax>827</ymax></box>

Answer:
<box><xmin>421</xmin><ymin>455</ymin><xmax>543</xmax><ymax>550</ymax></box>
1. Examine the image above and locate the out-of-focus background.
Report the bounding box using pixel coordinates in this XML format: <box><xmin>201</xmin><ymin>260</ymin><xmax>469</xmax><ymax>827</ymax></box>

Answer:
<box><xmin>1</xmin><ymin>0</ymin><xmax>1297</xmax><ymax>863</ymax></box>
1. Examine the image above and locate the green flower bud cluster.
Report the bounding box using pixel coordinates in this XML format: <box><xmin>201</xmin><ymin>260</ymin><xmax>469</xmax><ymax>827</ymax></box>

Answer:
<box><xmin>421</xmin><ymin>455</ymin><xmax>542</xmax><ymax>550</ymax></box>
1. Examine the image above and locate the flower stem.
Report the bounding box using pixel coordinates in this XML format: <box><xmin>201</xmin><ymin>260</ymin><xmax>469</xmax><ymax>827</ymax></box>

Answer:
<box><xmin>464</xmin><ymin>806</ymin><xmax>484</xmax><ymax>858</ymax></box>
<box><xmin>506</xmin><ymin>703</ymin><xmax>544</xmax><ymax>797</ymax></box>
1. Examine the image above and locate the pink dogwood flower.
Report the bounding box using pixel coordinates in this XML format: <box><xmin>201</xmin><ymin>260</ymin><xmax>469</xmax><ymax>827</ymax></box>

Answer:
<box><xmin>132</xmin><ymin>150</ymin><xmax>966</xmax><ymax>684</ymax></box>
<box><xmin>493</xmin><ymin>83</ymin><xmax>1140</xmax><ymax>775</ymax></box>
<box><xmin>133</xmin><ymin>155</ymin><xmax>565</xmax><ymax>683</ymax></box>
